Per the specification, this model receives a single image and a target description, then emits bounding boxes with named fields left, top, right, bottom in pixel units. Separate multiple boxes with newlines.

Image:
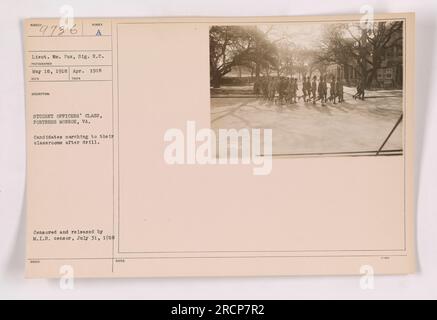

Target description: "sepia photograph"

left=210, top=20, right=404, bottom=157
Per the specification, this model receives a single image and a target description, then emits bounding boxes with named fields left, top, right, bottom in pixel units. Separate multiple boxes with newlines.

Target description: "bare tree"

left=209, top=26, right=253, bottom=88
left=209, top=26, right=279, bottom=87
left=317, top=21, right=403, bottom=87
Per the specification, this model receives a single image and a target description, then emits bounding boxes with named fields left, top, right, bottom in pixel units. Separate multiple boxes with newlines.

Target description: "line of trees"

left=209, top=21, right=403, bottom=88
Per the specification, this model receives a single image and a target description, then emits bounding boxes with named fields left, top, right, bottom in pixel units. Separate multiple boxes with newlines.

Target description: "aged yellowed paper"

left=24, top=13, right=415, bottom=278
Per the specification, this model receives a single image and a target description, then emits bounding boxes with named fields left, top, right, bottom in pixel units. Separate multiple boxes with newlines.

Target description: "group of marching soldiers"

left=254, top=75, right=345, bottom=105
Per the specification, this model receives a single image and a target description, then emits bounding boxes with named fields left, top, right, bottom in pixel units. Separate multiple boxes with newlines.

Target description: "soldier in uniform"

left=322, top=75, right=328, bottom=104
left=277, top=77, right=286, bottom=104
left=284, top=77, right=290, bottom=104
left=285, top=77, right=292, bottom=104
left=293, top=78, right=298, bottom=104
left=301, top=77, right=306, bottom=102
left=302, top=76, right=309, bottom=102
left=336, top=78, right=344, bottom=103
left=330, top=76, right=337, bottom=104
left=360, top=80, right=365, bottom=100
left=286, top=78, right=293, bottom=103
left=355, top=79, right=365, bottom=101
left=306, top=76, right=312, bottom=102
left=318, top=76, right=324, bottom=104
left=311, top=76, right=317, bottom=104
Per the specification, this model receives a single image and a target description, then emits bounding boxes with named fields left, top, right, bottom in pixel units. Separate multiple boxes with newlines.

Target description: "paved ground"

left=211, top=88, right=403, bottom=156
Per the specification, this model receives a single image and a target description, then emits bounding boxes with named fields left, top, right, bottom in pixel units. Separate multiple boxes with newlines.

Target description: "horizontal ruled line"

left=29, top=65, right=112, bottom=68
left=28, top=50, right=112, bottom=53
left=27, top=35, right=111, bottom=38
left=28, top=80, right=112, bottom=83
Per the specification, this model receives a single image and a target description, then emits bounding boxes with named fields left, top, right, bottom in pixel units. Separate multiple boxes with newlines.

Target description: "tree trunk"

left=367, top=54, right=381, bottom=88
left=212, top=71, right=222, bottom=88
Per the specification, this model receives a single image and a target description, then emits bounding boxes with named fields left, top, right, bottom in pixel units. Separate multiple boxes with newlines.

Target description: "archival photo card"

left=24, top=14, right=415, bottom=278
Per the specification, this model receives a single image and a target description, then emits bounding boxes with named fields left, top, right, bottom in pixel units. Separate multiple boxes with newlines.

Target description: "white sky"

left=259, top=23, right=323, bottom=49
left=258, top=23, right=359, bottom=49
